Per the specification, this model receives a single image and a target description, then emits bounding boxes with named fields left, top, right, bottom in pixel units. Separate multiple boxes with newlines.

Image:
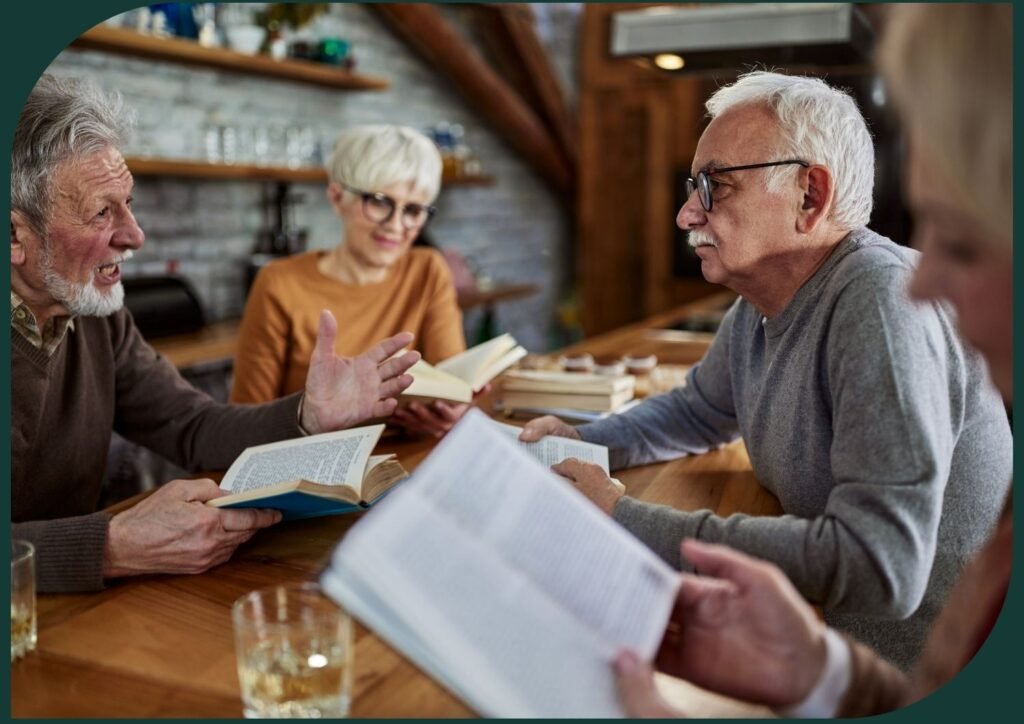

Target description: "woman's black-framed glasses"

left=685, top=159, right=809, bottom=213
left=342, top=183, right=436, bottom=230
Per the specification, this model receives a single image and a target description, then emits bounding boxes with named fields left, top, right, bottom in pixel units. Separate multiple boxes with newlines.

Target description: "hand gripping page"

left=320, top=408, right=680, bottom=717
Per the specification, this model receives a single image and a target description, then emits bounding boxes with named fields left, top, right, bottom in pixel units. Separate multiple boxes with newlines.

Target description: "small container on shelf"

left=624, top=353, right=658, bottom=376
left=558, top=352, right=595, bottom=374
left=592, top=356, right=626, bottom=377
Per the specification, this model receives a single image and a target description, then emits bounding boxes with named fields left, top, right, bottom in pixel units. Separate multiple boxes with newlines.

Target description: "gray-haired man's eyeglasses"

left=342, top=183, right=436, bottom=230
left=685, top=160, right=809, bottom=213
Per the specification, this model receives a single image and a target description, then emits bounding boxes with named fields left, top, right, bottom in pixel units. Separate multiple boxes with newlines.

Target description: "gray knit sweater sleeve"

left=577, top=302, right=742, bottom=470
left=610, top=265, right=980, bottom=620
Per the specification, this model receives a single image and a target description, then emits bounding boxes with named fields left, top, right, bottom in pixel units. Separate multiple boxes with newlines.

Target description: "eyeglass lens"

left=362, top=194, right=431, bottom=229
left=685, top=174, right=713, bottom=212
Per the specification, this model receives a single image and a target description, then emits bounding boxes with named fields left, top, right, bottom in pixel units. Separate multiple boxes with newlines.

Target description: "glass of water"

left=11, top=540, right=36, bottom=661
left=232, top=582, right=354, bottom=718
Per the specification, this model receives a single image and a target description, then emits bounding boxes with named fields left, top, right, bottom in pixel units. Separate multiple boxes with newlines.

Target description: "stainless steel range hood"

left=610, top=3, right=874, bottom=72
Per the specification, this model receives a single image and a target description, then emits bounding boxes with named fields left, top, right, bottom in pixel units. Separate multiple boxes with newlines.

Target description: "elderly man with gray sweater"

left=521, top=72, right=1011, bottom=670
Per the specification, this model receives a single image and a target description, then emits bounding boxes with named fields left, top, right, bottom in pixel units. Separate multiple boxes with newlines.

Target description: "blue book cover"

left=216, top=490, right=371, bottom=521
left=208, top=425, right=406, bottom=521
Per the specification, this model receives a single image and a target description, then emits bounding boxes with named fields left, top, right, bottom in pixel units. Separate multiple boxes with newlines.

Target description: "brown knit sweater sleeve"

left=113, top=314, right=302, bottom=471
left=13, top=513, right=112, bottom=593
left=837, top=634, right=909, bottom=716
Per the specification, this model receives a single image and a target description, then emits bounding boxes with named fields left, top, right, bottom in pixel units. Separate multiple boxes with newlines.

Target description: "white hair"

left=326, top=124, right=442, bottom=202
left=12, top=74, right=136, bottom=237
left=705, top=71, right=875, bottom=231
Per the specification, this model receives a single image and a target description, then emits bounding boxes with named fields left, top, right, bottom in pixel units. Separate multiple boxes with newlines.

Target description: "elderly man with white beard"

left=520, top=71, right=1011, bottom=670
left=11, top=74, right=421, bottom=594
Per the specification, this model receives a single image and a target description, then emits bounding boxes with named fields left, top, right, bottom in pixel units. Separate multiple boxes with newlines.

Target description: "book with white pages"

left=496, top=398, right=643, bottom=424
left=502, top=369, right=636, bottom=395
left=320, top=409, right=680, bottom=717
left=490, top=419, right=624, bottom=492
left=402, top=333, right=528, bottom=404
left=207, top=425, right=406, bottom=520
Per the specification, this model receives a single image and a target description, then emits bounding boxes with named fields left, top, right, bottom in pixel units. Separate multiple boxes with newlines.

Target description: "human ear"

left=10, top=211, right=34, bottom=266
left=796, top=165, right=834, bottom=234
left=325, top=182, right=345, bottom=213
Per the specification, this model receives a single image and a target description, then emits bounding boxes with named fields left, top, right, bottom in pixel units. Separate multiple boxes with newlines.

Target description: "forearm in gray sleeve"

left=579, top=379, right=741, bottom=470
left=613, top=490, right=935, bottom=619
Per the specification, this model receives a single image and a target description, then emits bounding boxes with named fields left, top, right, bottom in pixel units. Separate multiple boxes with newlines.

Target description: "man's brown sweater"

left=11, top=308, right=302, bottom=593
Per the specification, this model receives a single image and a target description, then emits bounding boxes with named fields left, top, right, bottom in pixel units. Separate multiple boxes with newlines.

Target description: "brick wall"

left=47, top=3, right=581, bottom=353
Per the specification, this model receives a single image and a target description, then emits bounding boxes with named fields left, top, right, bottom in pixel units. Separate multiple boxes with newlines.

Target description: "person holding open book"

left=521, top=68, right=1012, bottom=669
left=10, top=76, right=420, bottom=593
left=231, top=124, right=476, bottom=439
left=613, top=4, right=1012, bottom=715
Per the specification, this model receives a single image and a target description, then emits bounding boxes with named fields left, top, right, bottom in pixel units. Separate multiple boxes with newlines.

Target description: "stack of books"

left=500, top=370, right=635, bottom=417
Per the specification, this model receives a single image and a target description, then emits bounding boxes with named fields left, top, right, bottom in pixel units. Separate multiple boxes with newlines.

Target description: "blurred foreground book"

left=320, top=409, right=678, bottom=717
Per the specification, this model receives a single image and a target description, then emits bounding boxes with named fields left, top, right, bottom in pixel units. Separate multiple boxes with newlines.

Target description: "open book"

left=320, top=409, right=679, bottom=717
left=402, top=333, right=527, bottom=404
left=491, top=419, right=625, bottom=493
left=208, top=425, right=407, bottom=520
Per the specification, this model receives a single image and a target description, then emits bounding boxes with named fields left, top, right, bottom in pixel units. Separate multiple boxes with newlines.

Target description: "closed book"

left=502, top=387, right=635, bottom=413
left=502, top=370, right=635, bottom=395
left=208, top=425, right=407, bottom=521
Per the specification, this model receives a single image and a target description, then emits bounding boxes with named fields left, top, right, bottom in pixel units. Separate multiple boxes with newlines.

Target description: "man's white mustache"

left=688, top=231, right=719, bottom=249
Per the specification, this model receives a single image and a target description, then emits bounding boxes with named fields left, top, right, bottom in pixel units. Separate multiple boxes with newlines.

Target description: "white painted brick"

left=48, top=2, right=582, bottom=352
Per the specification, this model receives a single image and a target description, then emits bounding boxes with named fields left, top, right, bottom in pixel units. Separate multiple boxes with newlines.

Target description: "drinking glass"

left=11, top=540, right=36, bottom=661
left=232, top=583, right=354, bottom=718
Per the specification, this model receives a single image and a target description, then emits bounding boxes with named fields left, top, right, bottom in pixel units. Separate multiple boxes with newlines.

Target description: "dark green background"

left=2, top=1, right=1018, bottom=720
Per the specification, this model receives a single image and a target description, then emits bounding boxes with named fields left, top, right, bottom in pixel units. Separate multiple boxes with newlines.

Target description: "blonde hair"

left=326, top=124, right=442, bottom=202
left=877, top=4, right=1012, bottom=243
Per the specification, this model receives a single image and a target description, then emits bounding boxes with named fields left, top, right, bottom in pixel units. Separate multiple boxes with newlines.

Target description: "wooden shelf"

left=123, top=156, right=495, bottom=187
left=125, top=156, right=326, bottom=182
left=457, top=283, right=538, bottom=309
left=71, top=25, right=389, bottom=91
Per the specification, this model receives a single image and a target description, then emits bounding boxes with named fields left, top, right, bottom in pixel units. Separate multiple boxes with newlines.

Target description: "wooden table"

left=12, top=291, right=781, bottom=718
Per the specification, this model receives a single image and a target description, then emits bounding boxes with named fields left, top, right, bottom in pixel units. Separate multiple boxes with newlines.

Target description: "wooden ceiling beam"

left=368, top=3, right=573, bottom=196
left=471, top=4, right=578, bottom=167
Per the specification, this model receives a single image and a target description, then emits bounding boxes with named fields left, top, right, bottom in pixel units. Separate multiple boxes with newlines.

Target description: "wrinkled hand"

left=614, top=651, right=685, bottom=717
left=551, top=458, right=624, bottom=515
left=518, top=414, right=580, bottom=442
left=103, top=478, right=282, bottom=578
left=616, top=539, right=827, bottom=714
left=301, top=311, right=420, bottom=434
left=392, top=384, right=490, bottom=439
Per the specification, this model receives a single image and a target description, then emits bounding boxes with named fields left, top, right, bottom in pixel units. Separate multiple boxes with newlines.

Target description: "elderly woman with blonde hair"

left=232, top=124, right=473, bottom=437
left=612, top=3, right=1013, bottom=717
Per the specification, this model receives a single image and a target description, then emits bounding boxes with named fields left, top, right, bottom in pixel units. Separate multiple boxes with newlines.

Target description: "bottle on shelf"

left=428, top=121, right=484, bottom=181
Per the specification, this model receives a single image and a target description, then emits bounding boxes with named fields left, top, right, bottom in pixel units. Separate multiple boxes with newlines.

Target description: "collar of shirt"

left=10, top=291, right=76, bottom=356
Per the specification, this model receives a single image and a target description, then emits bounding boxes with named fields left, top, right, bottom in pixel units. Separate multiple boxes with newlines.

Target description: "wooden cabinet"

left=577, top=4, right=720, bottom=336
